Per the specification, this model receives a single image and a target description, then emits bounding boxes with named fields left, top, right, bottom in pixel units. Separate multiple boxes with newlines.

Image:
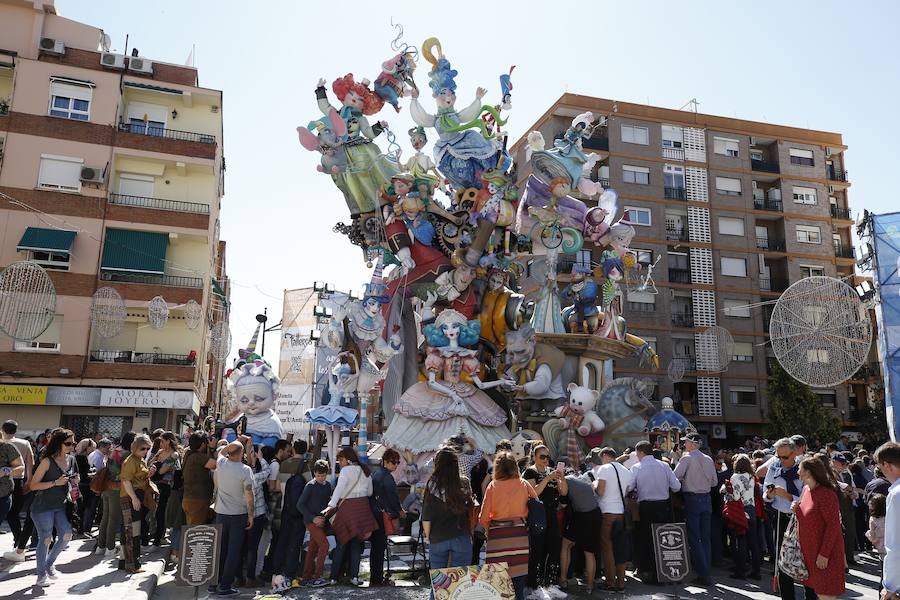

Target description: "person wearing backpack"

left=269, top=457, right=308, bottom=591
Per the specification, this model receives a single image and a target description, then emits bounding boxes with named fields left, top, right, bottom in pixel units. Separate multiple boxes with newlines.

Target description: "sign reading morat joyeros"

left=177, top=524, right=221, bottom=587
left=100, top=388, right=195, bottom=409
left=652, top=522, right=691, bottom=583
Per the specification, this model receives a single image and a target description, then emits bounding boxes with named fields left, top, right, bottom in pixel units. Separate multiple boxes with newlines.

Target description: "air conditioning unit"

left=768, top=188, right=782, bottom=201
left=127, top=57, right=153, bottom=75
left=711, top=424, right=727, bottom=439
left=100, top=52, right=125, bottom=70
left=39, top=37, right=65, bottom=56
left=80, top=166, right=104, bottom=184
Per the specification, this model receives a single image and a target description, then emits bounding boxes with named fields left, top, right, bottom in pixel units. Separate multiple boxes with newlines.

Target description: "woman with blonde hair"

left=120, top=434, right=154, bottom=574
left=480, top=451, right=537, bottom=600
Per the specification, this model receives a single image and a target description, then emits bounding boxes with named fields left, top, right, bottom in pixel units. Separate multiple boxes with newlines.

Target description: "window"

left=668, top=252, right=689, bottom=270
left=14, top=315, right=61, bottom=352
left=632, top=248, right=653, bottom=266
left=715, top=176, right=742, bottom=196
left=799, top=265, right=825, bottom=278
left=803, top=306, right=827, bottom=327
left=729, top=386, right=757, bottom=405
left=627, top=291, right=655, bottom=305
left=662, top=125, right=683, bottom=148
left=125, top=102, right=168, bottom=135
left=621, top=124, right=649, bottom=145
left=27, top=250, right=70, bottom=271
left=118, top=173, right=154, bottom=197
left=792, top=186, right=817, bottom=205
left=796, top=225, right=821, bottom=244
left=663, top=164, right=685, bottom=189
left=732, top=342, right=754, bottom=362
left=750, top=149, right=764, bottom=161
left=714, top=137, right=740, bottom=157
left=807, top=349, right=830, bottom=364
left=815, top=390, right=836, bottom=408
left=723, top=299, right=751, bottom=318
left=720, top=257, right=747, bottom=277
left=38, top=154, right=83, bottom=192
left=718, top=216, right=745, bottom=236
left=623, top=165, right=650, bottom=185
left=48, top=79, right=93, bottom=121
left=624, top=206, right=651, bottom=226
left=789, top=148, right=814, bottom=166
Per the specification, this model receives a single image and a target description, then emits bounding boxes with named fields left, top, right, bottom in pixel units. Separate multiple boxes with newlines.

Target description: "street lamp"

left=255, top=310, right=268, bottom=356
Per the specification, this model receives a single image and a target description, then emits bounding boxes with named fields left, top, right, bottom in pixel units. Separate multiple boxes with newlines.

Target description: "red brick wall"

left=48, top=272, right=97, bottom=296
left=0, top=186, right=106, bottom=219
left=84, top=361, right=196, bottom=382
left=39, top=48, right=198, bottom=87
left=106, top=281, right=203, bottom=304
left=106, top=203, right=209, bottom=230
left=0, top=352, right=85, bottom=378
left=7, top=112, right=113, bottom=145
left=113, top=130, right=216, bottom=160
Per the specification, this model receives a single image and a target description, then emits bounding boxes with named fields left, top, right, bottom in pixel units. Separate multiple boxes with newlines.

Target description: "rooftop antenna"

left=680, top=98, right=700, bottom=113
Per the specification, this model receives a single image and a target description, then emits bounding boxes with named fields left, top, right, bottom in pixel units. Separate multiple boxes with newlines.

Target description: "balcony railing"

left=668, top=268, right=692, bottom=284
left=626, top=301, right=656, bottom=313
left=109, top=193, right=210, bottom=214
left=118, top=121, right=216, bottom=144
left=666, top=226, right=688, bottom=241
left=756, top=237, right=786, bottom=251
left=751, top=158, right=780, bottom=173
left=582, top=136, right=609, bottom=151
left=89, top=350, right=196, bottom=366
left=732, top=355, right=753, bottom=363
left=830, top=205, right=852, bottom=220
left=664, top=186, right=687, bottom=201
left=834, top=244, right=855, bottom=259
left=671, top=313, right=694, bottom=327
left=672, top=356, right=696, bottom=372
left=754, top=199, right=783, bottom=212
left=100, top=270, right=204, bottom=288
left=662, top=147, right=685, bottom=161
left=760, top=277, right=788, bottom=292
left=827, top=167, right=848, bottom=182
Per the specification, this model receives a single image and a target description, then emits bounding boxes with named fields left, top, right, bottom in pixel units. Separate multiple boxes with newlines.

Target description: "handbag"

left=612, top=463, right=634, bottom=531
left=527, top=497, right=546, bottom=536
left=778, top=514, right=809, bottom=581
left=722, top=480, right=749, bottom=535
left=144, top=478, right=160, bottom=512
left=382, top=511, right=399, bottom=536
left=90, top=467, right=109, bottom=494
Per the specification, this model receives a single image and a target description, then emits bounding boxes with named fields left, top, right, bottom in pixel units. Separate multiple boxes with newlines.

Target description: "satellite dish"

left=696, top=325, right=734, bottom=373
left=667, top=358, right=685, bottom=383
left=0, top=261, right=56, bottom=341
left=91, top=286, right=126, bottom=338
left=184, top=299, right=203, bottom=330
left=209, top=321, right=231, bottom=361
left=148, top=296, right=169, bottom=329
left=769, top=276, right=872, bottom=387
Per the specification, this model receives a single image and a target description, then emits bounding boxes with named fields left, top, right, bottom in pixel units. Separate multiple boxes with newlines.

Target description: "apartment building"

left=511, top=93, right=877, bottom=444
left=0, top=0, right=227, bottom=440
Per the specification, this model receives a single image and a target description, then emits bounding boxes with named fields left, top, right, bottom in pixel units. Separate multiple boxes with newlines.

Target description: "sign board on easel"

left=652, top=522, right=691, bottom=583
left=177, top=524, right=221, bottom=593
left=430, top=563, right=515, bottom=599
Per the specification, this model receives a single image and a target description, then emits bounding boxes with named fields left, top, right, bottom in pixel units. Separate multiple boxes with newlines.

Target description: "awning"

left=16, top=227, right=76, bottom=254
left=123, top=81, right=183, bottom=95
left=100, top=229, right=168, bottom=274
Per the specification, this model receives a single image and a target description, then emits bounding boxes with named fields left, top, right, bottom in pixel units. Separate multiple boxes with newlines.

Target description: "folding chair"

left=386, top=517, right=429, bottom=580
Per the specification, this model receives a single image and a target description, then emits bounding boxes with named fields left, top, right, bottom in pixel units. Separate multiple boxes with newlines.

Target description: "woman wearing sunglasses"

left=522, top=444, right=566, bottom=593
left=120, top=434, right=154, bottom=574
left=28, top=427, right=78, bottom=587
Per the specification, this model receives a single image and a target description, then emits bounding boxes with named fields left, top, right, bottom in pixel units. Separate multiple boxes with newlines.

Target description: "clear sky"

left=58, top=0, right=900, bottom=364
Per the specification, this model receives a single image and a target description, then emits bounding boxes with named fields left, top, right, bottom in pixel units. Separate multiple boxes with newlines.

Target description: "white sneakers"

left=105, top=548, right=118, bottom=558
left=35, top=575, right=50, bottom=587
left=2, top=550, right=25, bottom=562
left=46, top=566, right=58, bottom=579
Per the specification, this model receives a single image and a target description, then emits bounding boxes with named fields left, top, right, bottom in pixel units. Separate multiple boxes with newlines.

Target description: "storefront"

left=0, top=384, right=200, bottom=441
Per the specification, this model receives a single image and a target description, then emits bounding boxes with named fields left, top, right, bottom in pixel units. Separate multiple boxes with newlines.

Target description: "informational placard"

left=652, top=522, right=691, bottom=583
left=430, top=563, right=514, bottom=600
left=176, top=524, right=221, bottom=587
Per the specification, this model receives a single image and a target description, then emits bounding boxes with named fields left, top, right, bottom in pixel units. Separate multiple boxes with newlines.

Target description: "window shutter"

left=720, top=257, right=747, bottom=277
left=118, top=174, right=155, bottom=197
left=38, top=155, right=83, bottom=190
left=50, top=80, right=93, bottom=102
left=715, top=176, right=742, bottom=193
left=789, top=148, right=814, bottom=159
left=718, top=217, right=745, bottom=236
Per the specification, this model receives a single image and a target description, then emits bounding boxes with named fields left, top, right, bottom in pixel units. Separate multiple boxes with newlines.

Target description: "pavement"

left=0, top=530, right=883, bottom=600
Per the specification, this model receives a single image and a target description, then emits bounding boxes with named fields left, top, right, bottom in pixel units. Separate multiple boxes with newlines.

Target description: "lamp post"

left=255, top=309, right=268, bottom=356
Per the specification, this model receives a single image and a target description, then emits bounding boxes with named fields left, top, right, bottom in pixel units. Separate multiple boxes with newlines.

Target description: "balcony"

left=669, top=268, right=692, bottom=284
left=662, top=147, right=685, bottom=161
left=671, top=313, right=695, bottom=327
left=89, top=350, right=196, bottom=366
left=826, top=166, right=848, bottom=182
left=830, top=205, right=852, bottom=220
left=100, top=270, right=204, bottom=288
left=582, top=136, right=609, bottom=151
left=666, top=226, right=688, bottom=241
left=117, top=121, right=216, bottom=144
left=109, top=193, right=210, bottom=214
left=626, top=301, right=656, bottom=313
left=760, top=277, right=788, bottom=292
left=595, top=177, right=610, bottom=188
left=756, top=238, right=786, bottom=251
left=664, top=186, right=687, bottom=201
left=834, top=244, right=855, bottom=259
left=751, top=158, right=780, bottom=173
left=672, top=356, right=696, bottom=372
left=852, top=363, right=879, bottom=380
left=753, top=199, right=783, bottom=212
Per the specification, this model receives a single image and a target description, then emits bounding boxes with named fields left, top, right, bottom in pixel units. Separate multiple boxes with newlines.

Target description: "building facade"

left=0, top=0, right=227, bottom=440
left=511, top=94, right=878, bottom=444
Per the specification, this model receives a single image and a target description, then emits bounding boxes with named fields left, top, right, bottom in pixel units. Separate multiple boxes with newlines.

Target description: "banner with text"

left=872, top=212, right=900, bottom=441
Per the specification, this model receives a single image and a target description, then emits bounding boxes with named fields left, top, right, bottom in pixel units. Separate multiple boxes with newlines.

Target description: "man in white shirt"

left=592, top=447, right=633, bottom=592
left=88, top=439, right=111, bottom=471
left=874, top=442, right=900, bottom=600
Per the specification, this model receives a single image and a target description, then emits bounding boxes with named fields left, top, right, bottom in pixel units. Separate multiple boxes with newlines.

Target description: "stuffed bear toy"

left=554, top=382, right=605, bottom=437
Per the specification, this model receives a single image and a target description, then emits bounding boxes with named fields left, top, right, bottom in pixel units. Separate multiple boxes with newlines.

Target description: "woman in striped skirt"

left=479, top=451, right=537, bottom=600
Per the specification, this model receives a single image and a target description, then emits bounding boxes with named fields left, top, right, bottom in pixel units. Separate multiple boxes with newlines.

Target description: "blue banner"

left=872, top=212, right=900, bottom=442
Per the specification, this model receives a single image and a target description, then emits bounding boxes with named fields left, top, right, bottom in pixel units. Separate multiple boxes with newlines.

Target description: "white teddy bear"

left=554, top=383, right=606, bottom=437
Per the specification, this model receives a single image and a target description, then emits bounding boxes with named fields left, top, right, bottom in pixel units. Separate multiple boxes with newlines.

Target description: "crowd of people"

left=0, top=419, right=897, bottom=600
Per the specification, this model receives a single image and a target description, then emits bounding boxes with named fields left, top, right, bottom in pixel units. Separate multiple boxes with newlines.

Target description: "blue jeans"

left=242, top=514, right=267, bottom=579
left=331, top=538, right=363, bottom=579
left=216, top=513, right=248, bottom=590
left=683, top=492, right=712, bottom=578
left=32, top=508, right=72, bottom=578
left=429, top=535, right=473, bottom=600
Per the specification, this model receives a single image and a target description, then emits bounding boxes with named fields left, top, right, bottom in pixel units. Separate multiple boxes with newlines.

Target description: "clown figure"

left=500, top=323, right=567, bottom=420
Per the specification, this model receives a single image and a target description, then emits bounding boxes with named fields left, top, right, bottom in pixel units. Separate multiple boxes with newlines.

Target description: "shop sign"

left=0, top=385, right=47, bottom=405
left=46, top=387, right=102, bottom=406
left=100, top=388, right=196, bottom=409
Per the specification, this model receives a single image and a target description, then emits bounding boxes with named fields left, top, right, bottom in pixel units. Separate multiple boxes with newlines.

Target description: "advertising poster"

left=279, top=287, right=319, bottom=386
left=313, top=291, right=351, bottom=408
left=871, top=212, right=900, bottom=441
left=430, top=564, right=514, bottom=600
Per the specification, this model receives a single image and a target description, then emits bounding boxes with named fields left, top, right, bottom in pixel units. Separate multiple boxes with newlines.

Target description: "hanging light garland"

left=184, top=299, right=203, bottom=330
left=0, top=261, right=56, bottom=341
left=148, top=296, right=169, bottom=329
left=90, top=286, right=126, bottom=338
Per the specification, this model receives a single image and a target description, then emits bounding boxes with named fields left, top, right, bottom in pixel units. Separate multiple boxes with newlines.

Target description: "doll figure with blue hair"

left=232, top=356, right=285, bottom=448
left=596, top=250, right=626, bottom=340
left=409, top=38, right=509, bottom=192
left=561, top=263, right=602, bottom=334
left=381, top=308, right=512, bottom=459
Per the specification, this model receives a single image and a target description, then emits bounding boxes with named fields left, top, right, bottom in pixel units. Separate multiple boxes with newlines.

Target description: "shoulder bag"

left=778, top=514, right=809, bottom=581
left=611, top=463, right=634, bottom=562
left=89, top=467, right=109, bottom=494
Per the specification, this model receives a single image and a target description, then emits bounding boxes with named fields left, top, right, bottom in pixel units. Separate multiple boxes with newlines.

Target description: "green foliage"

left=766, top=362, right=842, bottom=445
